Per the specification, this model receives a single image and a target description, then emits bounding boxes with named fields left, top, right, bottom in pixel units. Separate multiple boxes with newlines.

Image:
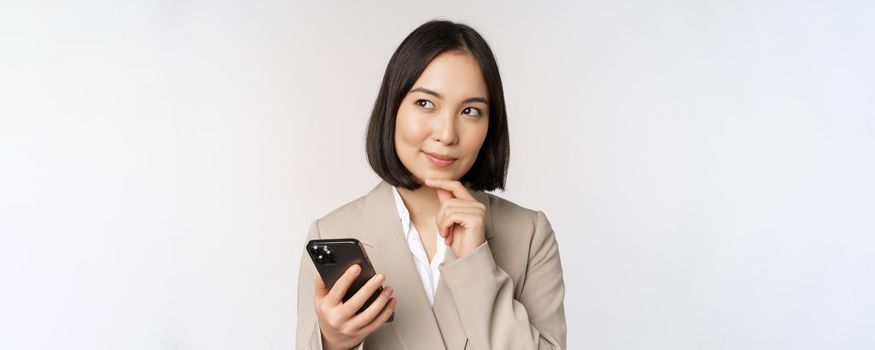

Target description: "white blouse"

left=390, top=186, right=447, bottom=305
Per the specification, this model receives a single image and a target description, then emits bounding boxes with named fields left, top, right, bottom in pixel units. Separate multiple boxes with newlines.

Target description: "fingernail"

left=384, top=287, right=393, bottom=296
left=375, top=273, right=385, bottom=282
left=351, top=265, right=360, bottom=273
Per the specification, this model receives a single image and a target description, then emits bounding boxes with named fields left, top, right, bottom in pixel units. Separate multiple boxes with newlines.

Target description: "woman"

left=296, top=20, right=566, bottom=350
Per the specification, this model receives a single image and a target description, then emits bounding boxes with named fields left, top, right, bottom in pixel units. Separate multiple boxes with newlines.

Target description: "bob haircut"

left=366, top=20, right=510, bottom=192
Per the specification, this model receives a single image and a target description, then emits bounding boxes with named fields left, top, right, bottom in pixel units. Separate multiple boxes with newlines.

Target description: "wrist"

left=320, top=334, right=345, bottom=350
left=322, top=337, right=361, bottom=350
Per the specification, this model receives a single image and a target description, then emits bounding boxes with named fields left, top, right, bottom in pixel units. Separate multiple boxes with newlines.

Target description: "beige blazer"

left=296, top=181, right=566, bottom=350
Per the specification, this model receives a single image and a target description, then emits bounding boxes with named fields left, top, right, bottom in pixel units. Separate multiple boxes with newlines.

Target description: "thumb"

left=436, top=188, right=453, bottom=202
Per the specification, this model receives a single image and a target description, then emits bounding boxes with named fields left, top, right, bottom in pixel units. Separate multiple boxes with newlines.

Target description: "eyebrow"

left=409, top=87, right=489, bottom=105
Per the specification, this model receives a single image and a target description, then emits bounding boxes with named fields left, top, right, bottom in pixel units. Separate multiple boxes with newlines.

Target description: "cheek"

left=463, top=123, right=489, bottom=155
left=394, top=109, right=429, bottom=151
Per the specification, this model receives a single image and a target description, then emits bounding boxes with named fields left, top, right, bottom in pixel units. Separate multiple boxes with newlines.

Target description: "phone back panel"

left=306, top=238, right=380, bottom=304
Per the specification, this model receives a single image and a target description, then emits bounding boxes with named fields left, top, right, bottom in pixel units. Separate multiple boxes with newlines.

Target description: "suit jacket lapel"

left=358, top=181, right=447, bottom=350
left=431, top=275, right=466, bottom=350
left=431, top=189, right=494, bottom=349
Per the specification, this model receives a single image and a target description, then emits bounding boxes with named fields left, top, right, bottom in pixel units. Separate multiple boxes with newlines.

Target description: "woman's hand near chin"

left=424, top=178, right=487, bottom=258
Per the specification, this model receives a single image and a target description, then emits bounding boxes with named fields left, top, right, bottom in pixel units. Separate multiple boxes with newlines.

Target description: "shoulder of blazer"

left=311, top=182, right=399, bottom=243
left=318, top=195, right=368, bottom=228
left=480, top=191, right=540, bottom=221
left=475, top=191, right=547, bottom=244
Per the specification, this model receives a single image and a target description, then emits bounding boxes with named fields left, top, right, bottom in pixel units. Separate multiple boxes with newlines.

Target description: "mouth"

left=423, top=151, right=457, bottom=168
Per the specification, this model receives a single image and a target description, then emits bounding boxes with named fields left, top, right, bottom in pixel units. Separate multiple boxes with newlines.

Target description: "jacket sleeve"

left=295, top=220, right=365, bottom=350
left=439, top=211, right=566, bottom=350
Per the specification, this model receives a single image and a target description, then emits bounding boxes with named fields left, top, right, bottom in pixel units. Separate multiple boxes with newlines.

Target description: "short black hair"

left=366, top=20, right=510, bottom=192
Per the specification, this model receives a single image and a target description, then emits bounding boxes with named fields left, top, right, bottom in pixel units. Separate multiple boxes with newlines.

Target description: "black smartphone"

left=306, top=238, right=393, bottom=322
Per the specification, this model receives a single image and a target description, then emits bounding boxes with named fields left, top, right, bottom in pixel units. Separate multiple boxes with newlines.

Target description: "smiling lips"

left=424, top=151, right=457, bottom=167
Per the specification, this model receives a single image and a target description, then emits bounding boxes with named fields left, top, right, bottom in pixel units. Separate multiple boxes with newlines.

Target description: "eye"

left=415, top=99, right=435, bottom=109
left=462, top=107, right=482, bottom=117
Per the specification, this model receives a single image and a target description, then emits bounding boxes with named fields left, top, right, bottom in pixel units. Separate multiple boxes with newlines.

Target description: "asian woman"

left=296, top=20, right=566, bottom=350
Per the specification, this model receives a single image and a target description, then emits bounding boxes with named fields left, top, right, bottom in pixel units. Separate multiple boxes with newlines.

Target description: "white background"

left=1, top=1, right=873, bottom=349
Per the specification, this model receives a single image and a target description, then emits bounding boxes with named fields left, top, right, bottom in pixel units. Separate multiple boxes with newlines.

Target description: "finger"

left=440, top=205, right=485, bottom=217
left=426, top=178, right=473, bottom=200
left=326, top=264, right=361, bottom=303
left=438, top=214, right=456, bottom=241
left=348, top=286, right=393, bottom=329
left=425, top=179, right=475, bottom=200
left=314, top=274, right=329, bottom=300
left=435, top=208, right=452, bottom=240
left=440, top=198, right=486, bottom=210
left=436, top=188, right=453, bottom=202
left=358, top=297, right=397, bottom=335
left=437, top=205, right=480, bottom=237
left=435, top=200, right=478, bottom=236
left=340, top=273, right=385, bottom=317
left=438, top=211, right=481, bottom=240
left=434, top=202, right=451, bottom=245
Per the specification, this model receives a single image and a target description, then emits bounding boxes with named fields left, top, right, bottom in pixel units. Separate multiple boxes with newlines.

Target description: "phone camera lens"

left=322, top=246, right=335, bottom=263
left=312, top=245, right=336, bottom=264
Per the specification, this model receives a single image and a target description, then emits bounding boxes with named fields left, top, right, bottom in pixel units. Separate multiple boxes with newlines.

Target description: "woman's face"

left=395, top=50, right=490, bottom=184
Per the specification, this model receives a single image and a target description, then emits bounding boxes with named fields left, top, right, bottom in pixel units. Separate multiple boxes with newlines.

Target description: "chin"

left=413, top=170, right=458, bottom=182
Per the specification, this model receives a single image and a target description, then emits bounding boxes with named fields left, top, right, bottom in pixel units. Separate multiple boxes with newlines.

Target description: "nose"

left=432, top=109, right=458, bottom=146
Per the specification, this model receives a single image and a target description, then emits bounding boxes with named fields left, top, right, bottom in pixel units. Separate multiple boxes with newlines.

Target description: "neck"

left=396, top=184, right=441, bottom=221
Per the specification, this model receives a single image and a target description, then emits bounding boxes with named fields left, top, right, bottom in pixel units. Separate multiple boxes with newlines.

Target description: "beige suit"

left=296, top=181, right=566, bottom=350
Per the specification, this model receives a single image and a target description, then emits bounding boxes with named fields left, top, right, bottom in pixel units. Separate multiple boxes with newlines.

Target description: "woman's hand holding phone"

left=313, top=264, right=397, bottom=350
